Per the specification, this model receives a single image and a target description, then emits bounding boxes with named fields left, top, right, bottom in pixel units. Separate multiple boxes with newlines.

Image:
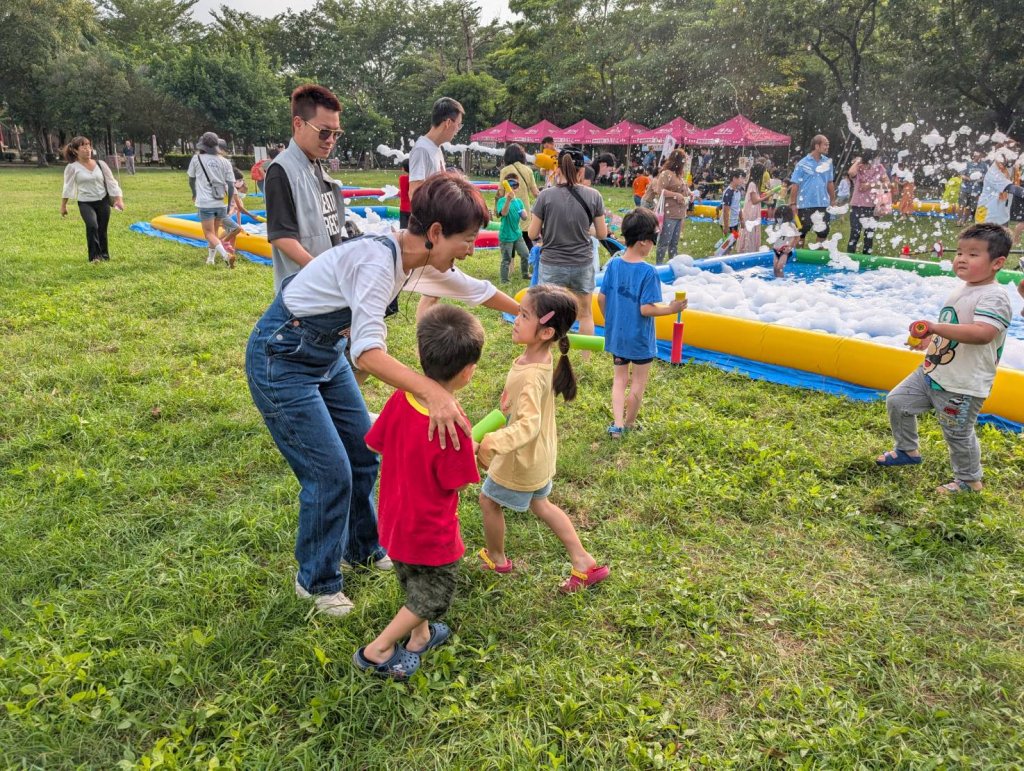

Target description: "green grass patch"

left=1, top=168, right=1023, bottom=768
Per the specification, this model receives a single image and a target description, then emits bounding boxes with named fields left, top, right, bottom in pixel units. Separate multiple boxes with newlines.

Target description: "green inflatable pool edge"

left=793, top=249, right=1023, bottom=286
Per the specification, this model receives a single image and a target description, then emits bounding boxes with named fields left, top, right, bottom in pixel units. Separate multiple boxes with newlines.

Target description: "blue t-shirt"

left=496, top=196, right=525, bottom=242
left=599, top=257, right=664, bottom=360
left=721, top=185, right=743, bottom=226
left=790, top=153, right=834, bottom=208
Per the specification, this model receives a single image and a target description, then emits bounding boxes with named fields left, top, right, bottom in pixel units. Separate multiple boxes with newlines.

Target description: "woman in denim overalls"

left=246, top=174, right=492, bottom=617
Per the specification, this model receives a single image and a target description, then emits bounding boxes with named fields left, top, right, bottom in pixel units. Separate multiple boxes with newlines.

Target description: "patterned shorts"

left=393, top=560, right=460, bottom=620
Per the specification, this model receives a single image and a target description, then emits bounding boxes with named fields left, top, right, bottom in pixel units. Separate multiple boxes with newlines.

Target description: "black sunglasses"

left=303, top=119, right=344, bottom=141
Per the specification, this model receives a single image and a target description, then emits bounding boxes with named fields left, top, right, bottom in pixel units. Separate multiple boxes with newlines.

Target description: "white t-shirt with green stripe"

left=922, top=281, right=1013, bottom=398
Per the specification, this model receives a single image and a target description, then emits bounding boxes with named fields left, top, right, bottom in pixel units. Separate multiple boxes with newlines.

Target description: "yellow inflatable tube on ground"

left=692, top=204, right=721, bottom=218
left=151, top=214, right=272, bottom=258
left=584, top=298, right=1024, bottom=424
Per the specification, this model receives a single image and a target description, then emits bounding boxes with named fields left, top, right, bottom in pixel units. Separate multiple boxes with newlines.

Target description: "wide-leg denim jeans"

left=245, top=291, right=385, bottom=596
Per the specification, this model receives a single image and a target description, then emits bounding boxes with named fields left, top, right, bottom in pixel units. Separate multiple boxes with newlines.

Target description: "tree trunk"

left=35, top=125, right=48, bottom=167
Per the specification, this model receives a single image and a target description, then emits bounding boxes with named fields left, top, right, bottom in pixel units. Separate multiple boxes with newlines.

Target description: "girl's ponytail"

left=553, top=334, right=577, bottom=401
left=527, top=284, right=578, bottom=402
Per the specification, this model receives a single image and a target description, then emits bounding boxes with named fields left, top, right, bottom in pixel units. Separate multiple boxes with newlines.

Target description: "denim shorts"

left=220, top=214, right=240, bottom=233
left=198, top=206, right=228, bottom=222
left=481, top=475, right=552, bottom=512
left=538, top=261, right=595, bottom=294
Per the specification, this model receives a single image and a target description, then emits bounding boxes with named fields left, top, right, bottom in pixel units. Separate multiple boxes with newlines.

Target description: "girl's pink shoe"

left=559, top=565, right=610, bottom=594
left=478, top=548, right=513, bottom=573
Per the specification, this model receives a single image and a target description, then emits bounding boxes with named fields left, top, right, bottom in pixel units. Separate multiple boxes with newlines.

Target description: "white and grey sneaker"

left=294, top=576, right=355, bottom=617
left=206, top=248, right=216, bottom=266
left=341, top=556, right=394, bottom=571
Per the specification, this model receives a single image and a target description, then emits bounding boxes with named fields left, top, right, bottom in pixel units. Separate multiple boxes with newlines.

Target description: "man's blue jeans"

left=245, top=290, right=385, bottom=596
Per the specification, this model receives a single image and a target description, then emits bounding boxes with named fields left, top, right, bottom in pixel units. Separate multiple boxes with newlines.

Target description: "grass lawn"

left=1, top=167, right=1023, bottom=768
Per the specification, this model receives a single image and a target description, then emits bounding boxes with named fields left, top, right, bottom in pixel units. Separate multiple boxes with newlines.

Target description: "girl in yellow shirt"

left=476, top=285, right=610, bottom=593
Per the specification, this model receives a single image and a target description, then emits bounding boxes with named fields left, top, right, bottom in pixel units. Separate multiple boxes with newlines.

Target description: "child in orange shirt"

left=632, top=168, right=651, bottom=206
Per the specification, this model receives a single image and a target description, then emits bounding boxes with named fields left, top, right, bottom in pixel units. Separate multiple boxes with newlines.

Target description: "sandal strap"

left=569, top=567, right=589, bottom=580
left=478, top=548, right=497, bottom=570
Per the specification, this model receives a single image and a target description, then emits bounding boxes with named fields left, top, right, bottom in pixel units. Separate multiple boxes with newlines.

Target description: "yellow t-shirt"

left=478, top=360, right=556, bottom=491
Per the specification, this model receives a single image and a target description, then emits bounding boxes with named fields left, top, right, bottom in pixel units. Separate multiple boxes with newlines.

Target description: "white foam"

left=667, top=263, right=1024, bottom=370
left=841, top=103, right=878, bottom=150
left=892, top=123, right=915, bottom=142
left=921, top=129, right=945, bottom=148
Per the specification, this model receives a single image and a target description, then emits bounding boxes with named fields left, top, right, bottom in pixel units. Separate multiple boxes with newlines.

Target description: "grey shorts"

left=481, top=475, right=553, bottom=512
left=220, top=214, right=241, bottom=233
left=538, top=261, right=595, bottom=295
left=393, top=560, right=459, bottom=620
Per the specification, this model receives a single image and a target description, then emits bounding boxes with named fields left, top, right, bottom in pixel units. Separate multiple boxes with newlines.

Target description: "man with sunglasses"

left=264, top=84, right=347, bottom=291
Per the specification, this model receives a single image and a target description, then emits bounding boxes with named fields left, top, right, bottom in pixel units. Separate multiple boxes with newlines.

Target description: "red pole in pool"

left=670, top=291, right=686, bottom=365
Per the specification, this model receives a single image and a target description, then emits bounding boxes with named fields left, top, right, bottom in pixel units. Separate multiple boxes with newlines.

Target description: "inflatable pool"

left=585, top=249, right=1024, bottom=429
left=143, top=208, right=501, bottom=258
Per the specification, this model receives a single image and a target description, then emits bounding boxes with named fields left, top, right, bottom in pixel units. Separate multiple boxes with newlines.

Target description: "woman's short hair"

left=63, top=136, right=91, bottom=163
left=503, top=143, right=527, bottom=165
left=408, top=173, right=490, bottom=237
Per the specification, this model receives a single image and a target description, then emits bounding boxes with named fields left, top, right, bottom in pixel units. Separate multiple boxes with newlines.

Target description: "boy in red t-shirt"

left=355, top=305, right=484, bottom=680
left=398, top=159, right=411, bottom=228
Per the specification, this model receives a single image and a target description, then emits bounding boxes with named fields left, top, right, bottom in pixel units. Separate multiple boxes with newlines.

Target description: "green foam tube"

left=472, top=409, right=507, bottom=442
left=567, top=333, right=605, bottom=352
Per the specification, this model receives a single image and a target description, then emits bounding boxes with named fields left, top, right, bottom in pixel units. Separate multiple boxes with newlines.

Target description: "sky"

left=192, top=0, right=514, bottom=25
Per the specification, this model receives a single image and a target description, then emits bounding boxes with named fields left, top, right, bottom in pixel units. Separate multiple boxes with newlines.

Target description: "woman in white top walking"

left=60, top=137, right=124, bottom=262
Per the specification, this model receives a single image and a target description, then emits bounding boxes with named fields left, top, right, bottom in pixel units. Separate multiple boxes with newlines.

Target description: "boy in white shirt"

left=875, top=223, right=1013, bottom=494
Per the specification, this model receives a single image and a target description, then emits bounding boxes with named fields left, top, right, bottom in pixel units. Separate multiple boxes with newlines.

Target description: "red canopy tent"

left=469, top=120, right=525, bottom=143
left=633, top=117, right=700, bottom=145
left=687, top=114, right=790, bottom=146
left=553, top=119, right=605, bottom=144
left=506, top=120, right=563, bottom=143
left=590, top=120, right=649, bottom=145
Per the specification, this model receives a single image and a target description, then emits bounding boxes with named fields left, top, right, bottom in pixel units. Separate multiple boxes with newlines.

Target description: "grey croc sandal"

left=353, top=645, right=420, bottom=680
left=407, top=622, right=451, bottom=655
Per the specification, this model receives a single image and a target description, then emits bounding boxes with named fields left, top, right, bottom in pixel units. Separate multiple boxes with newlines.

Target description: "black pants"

left=797, top=206, right=829, bottom=240
left=78, top=199, right=111, bottom=261
left=847, top=206, right=876, bottom=255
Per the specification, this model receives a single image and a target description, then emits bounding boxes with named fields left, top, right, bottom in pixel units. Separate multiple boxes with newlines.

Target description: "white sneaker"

left=206, top=249, right=216, bottom=265
left=341, top=556, right=394, bottom=571
left=294, top=576, right=355, bottom=617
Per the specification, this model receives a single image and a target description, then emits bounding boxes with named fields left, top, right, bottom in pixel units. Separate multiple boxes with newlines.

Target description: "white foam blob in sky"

left=841, top=102, right=878, bottom=150
left=663, top=262, right=1024, bottom=369
left=921, top=129, right=945, bottom=148
left=892, top=122, right=916, bottom=141
left=376, top=144, right=408, bottom=163
left=991, top=131, right=1008, bottom=143
left=947, top=161, right=967, bottom=173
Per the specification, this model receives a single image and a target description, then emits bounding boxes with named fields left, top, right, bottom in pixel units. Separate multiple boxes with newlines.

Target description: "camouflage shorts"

left=393, top=560, right=460, bottom=620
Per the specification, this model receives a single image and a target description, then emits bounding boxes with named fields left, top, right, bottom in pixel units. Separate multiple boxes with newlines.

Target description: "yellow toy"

left=535, top=149, right=558, bottom=172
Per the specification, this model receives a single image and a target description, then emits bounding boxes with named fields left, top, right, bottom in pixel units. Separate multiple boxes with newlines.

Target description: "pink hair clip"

left=538, top=310, right=555, bottom=324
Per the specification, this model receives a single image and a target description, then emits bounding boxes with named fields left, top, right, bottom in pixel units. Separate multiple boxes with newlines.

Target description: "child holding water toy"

left=496, top=175, right=530, bottom=282
left=356, top=306, right=484, bottom=680
left=768, top=205, right=798, bottom=277
left=476, top=285, right=610, bottom=593
left=599, top=209, right=687, bottom=438
left=875, top=223, right=1013, bottom=495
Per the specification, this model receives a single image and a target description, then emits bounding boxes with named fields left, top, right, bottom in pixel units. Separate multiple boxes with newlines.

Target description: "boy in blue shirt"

left=788, top=134, right=836, bottom=246
left=598, top=208, right=687, bottom=438
left=719, top=170, right=746, bottom=254
left=496, top=175, right=530, bottom=282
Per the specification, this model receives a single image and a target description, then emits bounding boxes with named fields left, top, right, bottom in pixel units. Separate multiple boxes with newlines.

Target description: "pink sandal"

left=559, top=564, right=610, bottom=594
left=478, top=548, right=513, bottom=574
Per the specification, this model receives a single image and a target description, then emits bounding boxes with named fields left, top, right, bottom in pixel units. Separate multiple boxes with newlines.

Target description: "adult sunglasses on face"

left=303, top=119, right=344, bottom=141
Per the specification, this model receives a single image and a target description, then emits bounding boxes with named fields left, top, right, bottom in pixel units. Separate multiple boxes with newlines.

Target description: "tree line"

left=1, top=0, right=1020, bottom=165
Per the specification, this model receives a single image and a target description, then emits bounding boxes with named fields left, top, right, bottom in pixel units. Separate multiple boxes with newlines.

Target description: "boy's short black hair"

left=431, top=97, right=464, bottom=127
left=958, top=222, right=1012, bottom=260
left=621, top=207, right=660, bottom=246
left=417, top=305, right=485, bottom=383
left=729, top=169, right=746, bottom=181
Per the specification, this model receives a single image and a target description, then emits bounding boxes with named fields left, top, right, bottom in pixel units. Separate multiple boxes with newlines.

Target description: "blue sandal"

left=875, top=449, right=923, bottom=467
left=937, top=480, right=980, bottom=494
left=607, top=424, right=624, bottom=439
left=353, top=644, right=420, bottom=680
left=407, top=622, right=451, bottom=655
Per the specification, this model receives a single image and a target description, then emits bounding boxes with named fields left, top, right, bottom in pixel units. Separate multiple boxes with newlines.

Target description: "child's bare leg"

left=623, top=362, right=652, bottom=427
left=529, top=497, right=596, bottom=573
left=364, top=607, right=428, bottom=664
left=574, top=292, right=595, bottom=362
left=611, top=363, right=629, bottom=427
left=479, top=492, right=509, bottom=567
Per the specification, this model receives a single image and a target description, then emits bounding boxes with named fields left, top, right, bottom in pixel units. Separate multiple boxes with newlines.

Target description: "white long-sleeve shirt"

left=62, top=161, right=122, bottom=202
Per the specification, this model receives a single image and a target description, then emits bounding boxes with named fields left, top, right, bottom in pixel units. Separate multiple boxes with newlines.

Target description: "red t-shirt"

left=398, top=174, right=411, bottom=213
left=364, top=390, right=479, bottom=565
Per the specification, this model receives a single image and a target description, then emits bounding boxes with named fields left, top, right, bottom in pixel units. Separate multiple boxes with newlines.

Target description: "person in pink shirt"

left=846, top=148, right=891, bottom=255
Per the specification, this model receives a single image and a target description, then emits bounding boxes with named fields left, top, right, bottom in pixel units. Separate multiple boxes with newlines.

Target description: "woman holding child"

left=245, top=174, right=490, bottom=618
left=499, top=143, right=541, bottom=250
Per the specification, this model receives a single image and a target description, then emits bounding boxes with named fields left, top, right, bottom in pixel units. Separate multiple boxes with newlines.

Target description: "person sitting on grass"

left=496, top=175, right=530, bottom=282
left=355, top=305, right=485, bottom=680
left=875, top=223, right=1013, bottom=495
left=476, top=285, right=610, bottom=594
left=598, top=208, right=687, bottom=438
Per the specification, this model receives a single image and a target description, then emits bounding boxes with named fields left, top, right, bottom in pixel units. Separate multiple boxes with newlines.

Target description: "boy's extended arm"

left=641, top=298, right=687, bottom=317
left=928, top=321, right=1000, bottom=345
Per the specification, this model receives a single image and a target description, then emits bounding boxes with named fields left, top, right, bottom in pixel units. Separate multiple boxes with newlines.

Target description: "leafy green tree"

left=96, top=0, right=201, bottom=52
